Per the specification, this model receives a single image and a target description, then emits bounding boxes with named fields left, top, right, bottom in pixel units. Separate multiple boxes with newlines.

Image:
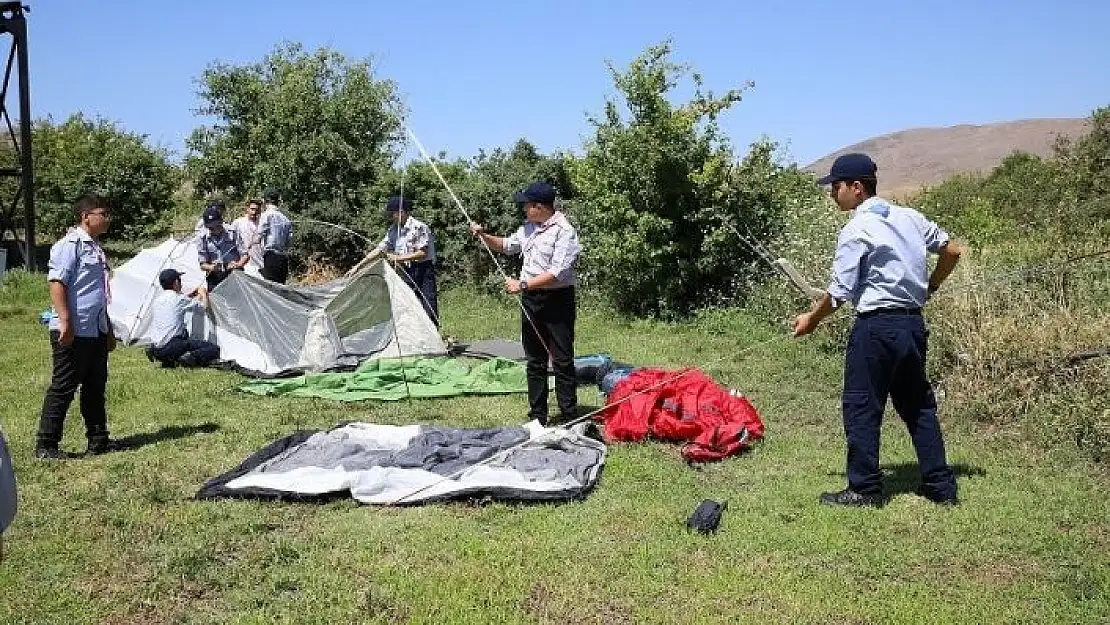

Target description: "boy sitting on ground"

left=146, top=269, right=220, bottom=368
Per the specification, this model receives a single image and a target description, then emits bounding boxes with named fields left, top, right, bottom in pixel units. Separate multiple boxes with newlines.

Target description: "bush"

left=186, top=43, right=403, bottom=269
left=32, top=114, right=180, bottom=242
left=927, top=242, right=1110, bottom=462
left=569, top=41, right=821, bottom=317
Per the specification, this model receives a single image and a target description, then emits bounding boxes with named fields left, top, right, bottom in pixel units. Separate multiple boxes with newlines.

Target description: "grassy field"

left=0, top=270, right=1107, bottom=624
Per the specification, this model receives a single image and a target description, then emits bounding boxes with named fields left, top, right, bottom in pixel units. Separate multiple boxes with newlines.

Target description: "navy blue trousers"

left=149, top=335, right=220, bottom=368
left=842, top=312, right=957, bottom=500
left=399, top=261, right=439, bottom=327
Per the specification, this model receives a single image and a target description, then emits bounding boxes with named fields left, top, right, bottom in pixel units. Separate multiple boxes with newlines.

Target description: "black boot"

left=818, top=488, right=884, bottom=508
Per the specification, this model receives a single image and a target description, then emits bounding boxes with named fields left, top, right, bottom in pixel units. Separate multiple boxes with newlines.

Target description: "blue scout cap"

left=817, top=153, right=878, bottom=185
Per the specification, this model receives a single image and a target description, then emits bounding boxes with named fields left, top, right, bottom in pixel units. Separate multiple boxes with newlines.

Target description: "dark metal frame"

left=0, top=3, right=32, bottom=270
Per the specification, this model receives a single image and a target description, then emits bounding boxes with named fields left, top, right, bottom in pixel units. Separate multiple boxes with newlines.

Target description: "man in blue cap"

left=35, top=193, right=118, bottom=459
left=145, top=268, right=220, bottom=368
left=197, top=204, right=249, bottom=291
left=469, top=182, right=582, bottom=425
left=362, top=196, right=439, bottom=326
left=793, top=153, right=963, bottom=507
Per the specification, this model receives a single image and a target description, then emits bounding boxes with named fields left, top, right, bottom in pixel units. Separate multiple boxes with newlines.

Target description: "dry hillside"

left=806, top=118, right=1090, bottom=197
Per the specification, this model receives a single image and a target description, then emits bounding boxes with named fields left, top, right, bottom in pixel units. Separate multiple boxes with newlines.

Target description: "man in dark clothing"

left=469, top=182, right=582, bottom=425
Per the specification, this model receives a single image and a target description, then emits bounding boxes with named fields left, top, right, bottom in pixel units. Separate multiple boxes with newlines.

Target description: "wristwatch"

left=520, top=280, right=529, bottom=291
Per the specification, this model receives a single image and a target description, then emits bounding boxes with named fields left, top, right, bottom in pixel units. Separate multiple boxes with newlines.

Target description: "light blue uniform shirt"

left=376, top=216, right=436, bottom=263
left=148, top=290, right=202, bottom=348
left=47, top=227, right=110, bottom=337
left=827, top=197, right=950, bottom=313
left=259, top=205, right=293, bottom=252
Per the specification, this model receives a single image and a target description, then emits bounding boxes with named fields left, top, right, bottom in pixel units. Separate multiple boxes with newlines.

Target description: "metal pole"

left=13, top=6, right=32, bottom=270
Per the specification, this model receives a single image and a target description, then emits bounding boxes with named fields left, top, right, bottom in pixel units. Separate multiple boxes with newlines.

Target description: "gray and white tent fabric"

left=0, top=429, right=16, bottom=536
left=108, top=237, right=445, bottom=375
left=197, top=421, right=606, bottom=505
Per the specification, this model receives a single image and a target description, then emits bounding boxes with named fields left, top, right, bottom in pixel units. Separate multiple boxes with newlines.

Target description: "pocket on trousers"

left=841, top=390, right=875, bottom=425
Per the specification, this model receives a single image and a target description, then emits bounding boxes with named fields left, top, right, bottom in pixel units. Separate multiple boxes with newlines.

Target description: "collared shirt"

left=148, top=289, right=202, bottom=348
left=827, top=196, right=950, bottom=313
left=230, top=216, right=264, bottom=267
left=197, top=227, right=245, bottom=267
left=259, top=204, right=293, bottom=252
left=503, top=211, right=581, bottom=288
left=376, top=216, right=436, bottom=263
left=47, top=226, right=110, bottom=337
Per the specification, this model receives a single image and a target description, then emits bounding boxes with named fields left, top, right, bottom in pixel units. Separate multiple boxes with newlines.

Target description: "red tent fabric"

left=598, top=368, right=764, bottom=462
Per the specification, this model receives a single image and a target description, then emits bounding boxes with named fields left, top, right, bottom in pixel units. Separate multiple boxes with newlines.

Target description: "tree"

left=186, top=43, right=403, bottom=267
left=569, top=41, right=815, bottom=316
left=32, top=113, right=180, bottom=241
left=1055, top=105, right=1110, bottom=222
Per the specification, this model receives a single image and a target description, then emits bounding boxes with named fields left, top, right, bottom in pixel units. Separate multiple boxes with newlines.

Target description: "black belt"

left=857, top=307, right=921, bottom=319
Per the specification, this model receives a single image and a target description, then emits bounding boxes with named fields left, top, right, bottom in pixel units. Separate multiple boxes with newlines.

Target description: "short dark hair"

left=842, top=177, right=878, bottom=197
left=73, top=193, right=109, bottom=221
left=247, top=198, right=262, bottom=207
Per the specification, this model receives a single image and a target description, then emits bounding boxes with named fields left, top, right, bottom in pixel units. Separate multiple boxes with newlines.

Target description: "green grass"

left=0, top=270, right=1107, bottom=624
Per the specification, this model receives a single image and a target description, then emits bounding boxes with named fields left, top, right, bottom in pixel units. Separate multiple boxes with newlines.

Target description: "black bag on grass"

left=686, top=499, right=727, bottom=534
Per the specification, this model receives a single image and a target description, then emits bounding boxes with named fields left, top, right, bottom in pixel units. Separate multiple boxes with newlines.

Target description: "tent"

left=108, top=237, right=445, bottom=376
left=196, top=421, right=606, bottom=505
left=0, top=430, right=15, bottom=536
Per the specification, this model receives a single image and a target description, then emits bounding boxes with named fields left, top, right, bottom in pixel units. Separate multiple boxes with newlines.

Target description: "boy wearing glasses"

left=35, top=193, right=118, bottom=460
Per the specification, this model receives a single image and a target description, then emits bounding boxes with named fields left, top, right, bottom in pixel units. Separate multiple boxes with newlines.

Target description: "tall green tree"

left=31, top=113, right=180, bottom=241
left=569, top=41, right=816, bottom=316
left=186, top=43, right=403, bottom=266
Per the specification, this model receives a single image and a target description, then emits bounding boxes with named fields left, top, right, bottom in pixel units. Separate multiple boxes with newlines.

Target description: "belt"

left=857, top=307, right=921, bottom=319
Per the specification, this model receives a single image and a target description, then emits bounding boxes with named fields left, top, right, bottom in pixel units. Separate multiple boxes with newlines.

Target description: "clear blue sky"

left=28, top=0, right=1110, bottom=166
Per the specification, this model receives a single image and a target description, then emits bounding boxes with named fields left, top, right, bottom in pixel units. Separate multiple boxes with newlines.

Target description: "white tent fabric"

left=108, top=237, right=445, bottom=375
left=198, top=421, right=606, bottom=505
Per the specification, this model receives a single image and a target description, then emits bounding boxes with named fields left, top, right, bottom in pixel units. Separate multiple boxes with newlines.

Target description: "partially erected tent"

left=109, top=237, right=446, bottom=376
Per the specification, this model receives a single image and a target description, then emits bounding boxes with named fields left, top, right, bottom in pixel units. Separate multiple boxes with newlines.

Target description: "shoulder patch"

left=868, top=201, right=890, bottom=218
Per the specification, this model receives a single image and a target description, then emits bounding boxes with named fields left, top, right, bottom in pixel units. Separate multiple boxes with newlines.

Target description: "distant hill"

left=805, top=118, right=1090, bottom=197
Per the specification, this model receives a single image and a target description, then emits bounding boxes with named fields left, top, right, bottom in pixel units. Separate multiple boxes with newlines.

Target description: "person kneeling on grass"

left=145, top=269, right=220, bottom=368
